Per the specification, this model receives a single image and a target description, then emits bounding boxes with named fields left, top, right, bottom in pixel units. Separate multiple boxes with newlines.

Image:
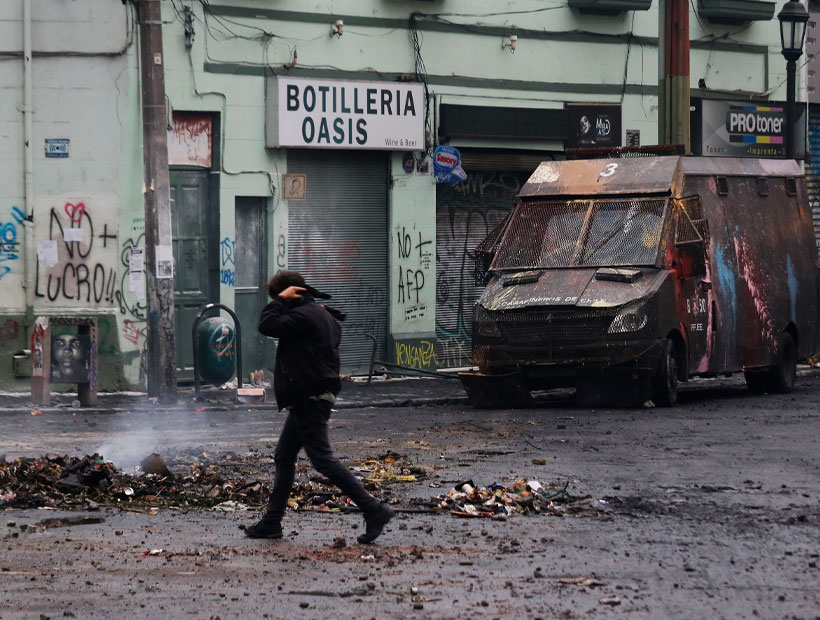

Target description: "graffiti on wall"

left=0, top=206, right=25, bottom=280
left=34, top=201, right=120, bottom=305
left=298, top=239, right=362, bottom=283
left=118, top=232, right=147, bottom=320
left=435, top=172, right=527, bottom=368
left=0, top=318, right=20, bottom=342
left=122, top=319, right=146, bottom=347
left=168, top=113, right=212, bottom=168
left=116, top=218, right=149, bottom=380
left=28, top=203, right=149, bottom=384
left=276, top=234, right=286, bottom=268
left=220, top=237, right=235, bottom=286
left=395, top=225, right=433, bottom=322
left=394, top=337, right=437, bottom=371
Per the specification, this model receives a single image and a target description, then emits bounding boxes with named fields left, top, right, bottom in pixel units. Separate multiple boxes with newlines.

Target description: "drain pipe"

left=22, top=0, right=34, bottom=309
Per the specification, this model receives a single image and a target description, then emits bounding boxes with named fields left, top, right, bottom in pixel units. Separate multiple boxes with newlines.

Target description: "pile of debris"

left=425, top=479, right=588, bottom=519
left=0, top=450, right=425, bottom=513
left=293, top=451, right=425, bottom=513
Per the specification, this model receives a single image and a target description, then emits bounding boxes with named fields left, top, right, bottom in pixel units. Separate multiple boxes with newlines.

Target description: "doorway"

left=234, top=197, right=271, bottom=380
left=170, top=169, right=214, bottom=381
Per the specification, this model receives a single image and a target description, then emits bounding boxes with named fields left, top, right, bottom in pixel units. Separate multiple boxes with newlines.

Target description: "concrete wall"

left=0, top=0, right=142, bottom=390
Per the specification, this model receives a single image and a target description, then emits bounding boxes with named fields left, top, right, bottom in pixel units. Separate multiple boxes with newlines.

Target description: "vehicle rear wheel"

left=767, top=332, right=797, bottom=393
left=652, top=338, right=678, bottom=406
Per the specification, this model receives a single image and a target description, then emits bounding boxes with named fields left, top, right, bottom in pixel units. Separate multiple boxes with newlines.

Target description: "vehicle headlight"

left=607, top=302, right=648, bottom=334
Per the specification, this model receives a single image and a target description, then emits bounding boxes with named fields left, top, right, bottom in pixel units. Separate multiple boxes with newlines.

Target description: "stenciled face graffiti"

left=51, top=333, right=90, bottom=384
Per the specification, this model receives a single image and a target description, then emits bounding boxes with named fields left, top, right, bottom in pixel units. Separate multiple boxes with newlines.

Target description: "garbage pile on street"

left=0, top=450, right=425, bottom=513
left=425, top=479, right=589, bottom=519
left=296, top=451, right=425, bottom=513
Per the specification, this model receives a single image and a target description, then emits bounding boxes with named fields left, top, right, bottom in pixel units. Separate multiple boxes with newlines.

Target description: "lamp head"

left=778, top=0, right=809, bottom=61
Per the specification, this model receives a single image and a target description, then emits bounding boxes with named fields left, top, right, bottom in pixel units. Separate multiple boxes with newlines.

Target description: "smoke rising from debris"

left=95, top=419, right=166, bottom=471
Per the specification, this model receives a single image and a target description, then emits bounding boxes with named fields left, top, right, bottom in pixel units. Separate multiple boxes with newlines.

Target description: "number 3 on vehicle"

left=600, top=162, right=618, bottom=177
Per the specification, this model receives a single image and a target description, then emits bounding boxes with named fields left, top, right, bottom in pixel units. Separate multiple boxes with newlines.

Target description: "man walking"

left=245, top=270, right=394, bottom=544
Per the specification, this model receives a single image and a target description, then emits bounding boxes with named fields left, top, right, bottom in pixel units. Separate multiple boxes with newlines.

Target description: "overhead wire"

left=410, top=12, right=433, bottom=156
left=168, top=3, right=802, bottom=118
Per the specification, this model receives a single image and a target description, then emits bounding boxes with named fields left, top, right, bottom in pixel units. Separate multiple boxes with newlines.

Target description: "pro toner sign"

left=266, top=76, right=425, bottom=151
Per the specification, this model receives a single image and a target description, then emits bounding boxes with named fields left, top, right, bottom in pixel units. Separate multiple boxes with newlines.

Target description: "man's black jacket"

left=258, top=293, right=342, bottom=410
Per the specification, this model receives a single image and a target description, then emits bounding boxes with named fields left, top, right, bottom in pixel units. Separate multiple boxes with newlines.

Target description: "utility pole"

left=658, top=0, right=691, bottom=152
left=137, top=0, right=177, bottom=402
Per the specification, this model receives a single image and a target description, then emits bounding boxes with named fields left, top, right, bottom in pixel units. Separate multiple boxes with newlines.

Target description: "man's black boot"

left=357, top=504, right=394, bottom=544
left=245, top=518, right=283, bottom=539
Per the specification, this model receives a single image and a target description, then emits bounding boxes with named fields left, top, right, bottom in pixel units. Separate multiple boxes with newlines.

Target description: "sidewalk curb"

left=0, top=393, right=470, bottom=415
left=1, top=368, right=817, bottom=415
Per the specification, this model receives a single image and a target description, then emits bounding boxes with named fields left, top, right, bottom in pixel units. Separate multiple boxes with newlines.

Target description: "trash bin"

left=13, top=349, right=31, bottom=377
left=196, top=317, right=236, bottom=385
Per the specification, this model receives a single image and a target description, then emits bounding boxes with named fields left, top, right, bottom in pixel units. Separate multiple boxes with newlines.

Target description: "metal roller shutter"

left=287, top=150, right=389, bottom=375
left=435, top=168, right=533, bottom=368
left=807, top=105, right=820, bottom=259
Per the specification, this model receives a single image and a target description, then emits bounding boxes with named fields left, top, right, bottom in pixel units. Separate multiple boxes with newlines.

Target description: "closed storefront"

left=266, top=75, right=426, bottom=375
left=435, top=152, right=551, bottom=368
left=433, top=103, right=574, bottom=369
left=287, top=150, right=389, bottom=374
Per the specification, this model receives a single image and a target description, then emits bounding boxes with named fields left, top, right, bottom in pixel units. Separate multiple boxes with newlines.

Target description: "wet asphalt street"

left=1, top=374, right=820, bottom=619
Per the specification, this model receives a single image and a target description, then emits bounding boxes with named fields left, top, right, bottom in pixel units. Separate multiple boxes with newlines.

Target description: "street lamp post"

left=778, top=0, right=809, bottom=159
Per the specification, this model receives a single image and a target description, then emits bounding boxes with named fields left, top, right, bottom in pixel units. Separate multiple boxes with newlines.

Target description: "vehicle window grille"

left=675, top=197, right=707, bottom=245
left=577, top=198, right=666, bottom=266
left=678, top=196, right=704, bottom=221
left=493, top=200, right=590, bottom=269
left=675, top=210, right=705, bottom=244
left=491, top=197, right=667, bottom=270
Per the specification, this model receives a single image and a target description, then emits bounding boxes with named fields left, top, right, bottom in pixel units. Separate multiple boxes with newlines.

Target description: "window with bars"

left=490, top=197, right=668, bottom=270
left=674, top=196, right=708, bottom=245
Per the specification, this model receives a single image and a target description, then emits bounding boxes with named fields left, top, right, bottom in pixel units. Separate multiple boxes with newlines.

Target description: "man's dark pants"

left=262, top=398, right=380, bottom=522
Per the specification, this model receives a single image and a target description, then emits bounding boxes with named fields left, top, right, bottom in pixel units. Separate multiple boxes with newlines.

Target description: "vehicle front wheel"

left=652, top=338, right=679, bottom=406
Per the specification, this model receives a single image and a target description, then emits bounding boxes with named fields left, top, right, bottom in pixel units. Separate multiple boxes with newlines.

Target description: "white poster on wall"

left=266, top=76, right=425, bottom=151
left=129, top=270, right=145, bottom=298
left=37, top=240, right=58, bottom=268
left=156, top=245, right=173, bottom=279
left=63, top=228, right=84, bottom=242
left=129, top=246, right=144, bottom=272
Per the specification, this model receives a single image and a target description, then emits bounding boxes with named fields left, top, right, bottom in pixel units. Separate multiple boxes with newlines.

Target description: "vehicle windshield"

left=491, top=197, right=667, bottom=269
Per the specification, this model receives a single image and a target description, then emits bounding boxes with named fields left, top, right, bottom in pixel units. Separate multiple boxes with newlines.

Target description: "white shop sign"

left=266, top=76, right=425, bottom=151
